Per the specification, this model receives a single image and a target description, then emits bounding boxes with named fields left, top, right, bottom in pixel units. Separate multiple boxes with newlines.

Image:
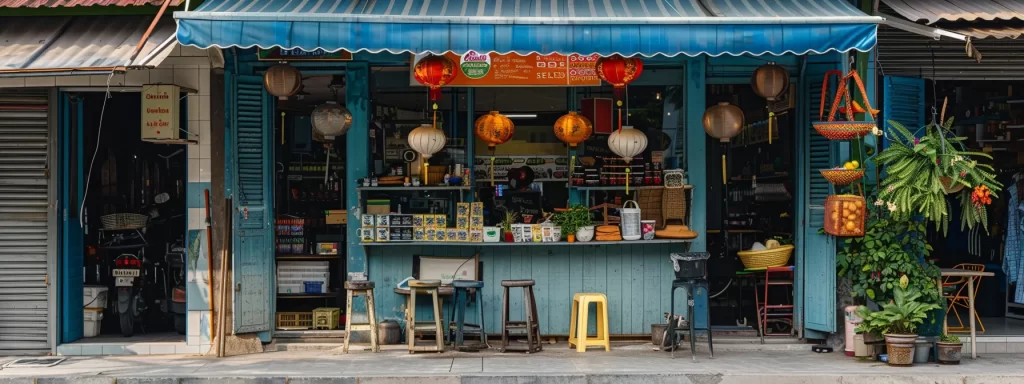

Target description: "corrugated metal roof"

left=877, top=25, right=1024, bottom=80
left=881, top=0, right=1024, bottom=24
left=949, top=25, right=1024, bottom=39
left=0, top=0, right=181, bottom=7
left=0, top=15, right=176, bottom=72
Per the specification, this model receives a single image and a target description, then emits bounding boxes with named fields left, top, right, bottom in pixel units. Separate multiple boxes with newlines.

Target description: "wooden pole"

left=204, top=189, right=214, bottom=338
left=216, top=198, right=232, bottom=357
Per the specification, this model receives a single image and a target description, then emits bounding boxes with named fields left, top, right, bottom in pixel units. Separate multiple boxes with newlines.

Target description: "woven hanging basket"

left=824, top=195, right=866, bottom=237
left=814, top=70, right=878, bottom=141
left=820, top=169, right=865, bottom=186
left=940, top=177, right=966, bottom=195
left=812, top=122, right=875, bottom=140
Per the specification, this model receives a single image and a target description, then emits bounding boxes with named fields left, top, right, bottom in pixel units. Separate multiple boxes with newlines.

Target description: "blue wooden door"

left=229, top=75, right=274, bottom=334
left=59, top=94, right=85, bottom=343
left=883, top=76, right=926, bottom=137
left=797, top=60, right=839, bottom=336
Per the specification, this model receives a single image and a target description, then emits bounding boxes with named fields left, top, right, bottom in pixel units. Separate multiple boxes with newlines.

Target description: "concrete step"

left=275, top=330, right=346, bottom=339
left=265, top=342, right=344, bottom=352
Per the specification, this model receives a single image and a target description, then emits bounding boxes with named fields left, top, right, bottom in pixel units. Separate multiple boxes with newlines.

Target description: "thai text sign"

left=412, top=51, right=602, bottom=87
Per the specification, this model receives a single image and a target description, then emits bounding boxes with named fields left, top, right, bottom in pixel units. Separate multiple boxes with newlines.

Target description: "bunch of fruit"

left=835, top=160, right=860, bottom=170
left=827, top=196, right=865, bottom=236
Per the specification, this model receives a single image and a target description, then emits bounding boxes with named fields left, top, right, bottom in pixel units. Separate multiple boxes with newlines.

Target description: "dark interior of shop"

left=79, top=91, right=188, bottom=339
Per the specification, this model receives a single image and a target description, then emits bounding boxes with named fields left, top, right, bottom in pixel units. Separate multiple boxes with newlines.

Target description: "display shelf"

left=276, top=254, right=340, bottom=260
left=730, top=173, right=789, bottom=182
left=361, top=239, right=693, bottom=247
left=357, top=186, right=470, bottom=191
left=277, top=293, right=336, bottom=299
left=571, top=185, right=694, bottom=191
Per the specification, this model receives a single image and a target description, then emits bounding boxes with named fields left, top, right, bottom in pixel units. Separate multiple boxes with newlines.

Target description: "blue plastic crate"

left=303, top=281, right=324, bottom=294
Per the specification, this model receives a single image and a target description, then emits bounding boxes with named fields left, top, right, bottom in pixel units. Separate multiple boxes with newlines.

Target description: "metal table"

left=939, top=268, right=994, bottom=359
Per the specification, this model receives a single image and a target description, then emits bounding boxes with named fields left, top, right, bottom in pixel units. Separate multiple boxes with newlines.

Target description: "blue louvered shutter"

left=230, top=75, right=274, bottom=334
left=883, top=76, right=926, bottom=142
left=798, top=60, right=838, bottom=335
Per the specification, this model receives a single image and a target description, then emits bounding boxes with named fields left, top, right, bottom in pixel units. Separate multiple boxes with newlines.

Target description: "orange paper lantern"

left=474, top=111, right=515, bottom=150
left=596, top=55, right=644, bottom=99
left=553, top=112, right=593, bottom=148
left=413, top=55, right=458, bottom=101
left=264, top=64, right=302, bottom=99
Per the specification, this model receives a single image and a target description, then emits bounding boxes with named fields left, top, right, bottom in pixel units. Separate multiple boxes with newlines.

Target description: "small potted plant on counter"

left=855, top=275, right=940, bottom=366
left=937, top=334, right=963, bottom=365
left=501, top=211, right=517, bottom=243
left=552, top=205, right=593, bottom=243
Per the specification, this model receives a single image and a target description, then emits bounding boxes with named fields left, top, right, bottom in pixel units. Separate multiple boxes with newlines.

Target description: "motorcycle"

left=103, top=229, right=148, bottom=337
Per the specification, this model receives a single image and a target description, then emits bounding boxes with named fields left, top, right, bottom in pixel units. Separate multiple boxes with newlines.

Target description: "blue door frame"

left=58, top=92, right=85, bottom=344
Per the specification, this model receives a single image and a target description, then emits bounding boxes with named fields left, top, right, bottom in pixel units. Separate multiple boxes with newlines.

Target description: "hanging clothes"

left=1002, top=183, right=1024, bottom=303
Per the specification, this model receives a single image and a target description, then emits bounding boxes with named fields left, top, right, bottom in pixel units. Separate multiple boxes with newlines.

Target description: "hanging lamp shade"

left=553, top=112, right=593, bottom=147
left=264, top=64, right=302, bottom=99
left=595, top=55, right=644, bottom=99
left=310, top=102, right=352, bottom=139
left=703, top=102, right=745, bottom=142
left=750, top=62, right=789, bottom=101
left=413, top=55, right=458, bottom=101
left=474, top=111, right=515, bottom=150
left=407, top=123, right=447, bottom=160
left=608, top=126, right=648, bottom=160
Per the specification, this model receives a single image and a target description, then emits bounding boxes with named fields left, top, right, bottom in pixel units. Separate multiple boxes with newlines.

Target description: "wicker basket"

left=814, top=70, right=877, bottom=141
left=940, top=177, right=965, bottom=194
left=737, top=245, right=794, bottom=270
left=824, top=195, right=866, bottom=237
left=812, top=122, right=874, bottom=140
left=820, top=169, right=865, bottom=186
left=100, top=213, right=149, bottom=230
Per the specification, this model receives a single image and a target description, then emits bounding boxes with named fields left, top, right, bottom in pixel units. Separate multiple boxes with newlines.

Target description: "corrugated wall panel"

left=878, top=26, right=1024, bottom=80
left=0, top=92, right=51, bottom=353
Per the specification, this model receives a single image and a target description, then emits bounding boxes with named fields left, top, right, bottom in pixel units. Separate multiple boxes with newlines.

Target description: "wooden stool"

left=568, top=293, right=610, bottom=352
left=406, top=279, right=445, bottom=353
left=499, top=279, right=542, bottom=353
left=342, top=280, right=379, bottom=353
left=450, top=280, right=488, bottom=350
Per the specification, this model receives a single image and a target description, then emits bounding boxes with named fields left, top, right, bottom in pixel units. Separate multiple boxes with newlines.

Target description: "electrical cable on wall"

left=79, top=71, right=116, bottom=228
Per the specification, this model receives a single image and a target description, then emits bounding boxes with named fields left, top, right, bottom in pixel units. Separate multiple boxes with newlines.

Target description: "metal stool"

left=450, top=280, right=488, bottom=350
left=668, top=279, right=714, bottom=360
left=342, top=280, right=379, bottom=353
left=499, top=279, right=542, bottom=353
left=406, top=279, right=445, bottom=353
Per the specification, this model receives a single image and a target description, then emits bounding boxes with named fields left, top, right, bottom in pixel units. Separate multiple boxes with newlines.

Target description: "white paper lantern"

left=407, top=123, right=446, bottom=160
left=607, top=126, right=648, bottom=160
left=311, top=102, right=352, bottom=139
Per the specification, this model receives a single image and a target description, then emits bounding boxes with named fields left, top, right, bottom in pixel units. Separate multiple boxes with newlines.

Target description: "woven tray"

left=820, top=169, right=865, bottom=186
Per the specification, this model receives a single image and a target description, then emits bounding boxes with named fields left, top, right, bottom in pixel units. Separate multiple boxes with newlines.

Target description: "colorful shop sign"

left=411, top=51, right=601, bottom=87
left=258, top=48, right=353, bottom=61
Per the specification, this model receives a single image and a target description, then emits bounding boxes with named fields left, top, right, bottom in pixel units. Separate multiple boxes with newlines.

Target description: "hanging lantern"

left=474, top=111, right=515, bottom=150
left=750, top=62, right=789, bottom=101
left=703, top=102, right=745, bottom=185
left=407, top=123, right=447, bottom=185
left=607, top=126, right=648, bottom=193
left=703, top=102, right=745, bottom=143
left=311, top=102, right=352, bottom=139
left=553, top=112, right=593, bottom=148
left=264, top=64, right=302, bottom=99
left=413, top=55, right=458, bottom=101
left=475, top=111, right=515, bottom=186
left=596, top=55, right=644, bottom=100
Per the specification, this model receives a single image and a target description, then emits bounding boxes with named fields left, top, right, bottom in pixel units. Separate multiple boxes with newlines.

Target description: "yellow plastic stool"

left=568, top=293, right=611, bottom=352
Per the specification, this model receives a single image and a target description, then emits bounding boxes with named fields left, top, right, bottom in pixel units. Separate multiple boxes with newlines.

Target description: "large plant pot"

left=884, top=334, right=918, bottom=366
left=576, top=226, right=595, bottom=242
left=936, top=342, right=962, bottom=365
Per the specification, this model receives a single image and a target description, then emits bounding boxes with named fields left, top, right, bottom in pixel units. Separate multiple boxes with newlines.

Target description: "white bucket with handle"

left=620, top=200, right=642, bottom=240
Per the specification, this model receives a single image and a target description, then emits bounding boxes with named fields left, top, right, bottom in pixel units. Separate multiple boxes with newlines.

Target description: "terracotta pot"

left=567, top=234, right=576, bottom=243
left=884, top=334, right=918, bottom=366
left=936, top=342, right=962, bottom=365
left=504, top=232, right=514, bottom=242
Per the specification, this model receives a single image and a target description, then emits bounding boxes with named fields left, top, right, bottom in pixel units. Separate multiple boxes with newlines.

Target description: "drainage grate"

left=3, top=357, right=66, bottom=368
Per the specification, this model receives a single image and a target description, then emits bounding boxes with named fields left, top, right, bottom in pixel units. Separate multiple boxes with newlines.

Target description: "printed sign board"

left=141, top=84, right=179, bottom=141
left=411, top=51, right=602, bottom=87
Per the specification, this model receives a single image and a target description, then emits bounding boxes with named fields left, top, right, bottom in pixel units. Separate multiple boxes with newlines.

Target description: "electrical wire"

left=79, top=71, right=116, bottom=227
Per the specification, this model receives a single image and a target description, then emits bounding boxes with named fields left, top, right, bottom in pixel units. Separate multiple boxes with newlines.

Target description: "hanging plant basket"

left=812, top=122, right=875, bottom=140
left=820, top=169, right=865, bottom=186
left=814, top=70, right=878, bottom=141
left=939, top=177, right=966, bottom=195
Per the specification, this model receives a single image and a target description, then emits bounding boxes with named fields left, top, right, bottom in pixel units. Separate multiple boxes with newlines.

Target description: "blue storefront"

left=174, top=0, right=880, bottom=343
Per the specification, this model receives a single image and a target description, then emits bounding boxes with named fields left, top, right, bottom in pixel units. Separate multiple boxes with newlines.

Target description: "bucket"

left=620, top=200, right=642, bottom=240
left=641, top=220, right=656, bottom=240
left=651, top=323, right=667, bottom=346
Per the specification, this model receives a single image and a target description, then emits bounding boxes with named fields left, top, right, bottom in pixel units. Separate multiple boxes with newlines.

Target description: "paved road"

left=1, top=346, right=1021, bottom=383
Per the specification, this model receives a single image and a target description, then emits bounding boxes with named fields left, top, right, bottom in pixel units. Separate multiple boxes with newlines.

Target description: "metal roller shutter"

left=0, top=92, right=52, bottom=354
left=878, top=26, right=1024, bottom=81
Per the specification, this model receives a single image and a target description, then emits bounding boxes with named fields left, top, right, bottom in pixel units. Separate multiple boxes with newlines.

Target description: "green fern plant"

left=874, top=118, right=1002, bottom=234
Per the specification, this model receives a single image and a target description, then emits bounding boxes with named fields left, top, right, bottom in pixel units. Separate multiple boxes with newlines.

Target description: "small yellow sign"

left=141, top=85, right=180, bottom=141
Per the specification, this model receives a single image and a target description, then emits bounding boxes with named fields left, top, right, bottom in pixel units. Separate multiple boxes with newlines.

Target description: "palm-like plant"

left=874, top=118, right=1002, bottom=234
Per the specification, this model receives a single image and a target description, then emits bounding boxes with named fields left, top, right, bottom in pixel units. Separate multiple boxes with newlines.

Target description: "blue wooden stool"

left=450, top=280, right=488, bottom=350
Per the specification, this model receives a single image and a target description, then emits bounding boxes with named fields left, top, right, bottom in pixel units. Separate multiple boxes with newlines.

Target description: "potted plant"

left=855, top=276, right=940, bottom=366
left=552, top=205, right=593, bottom=242
left=874, top=118, right=1002, bottom=234
left=500, top=211, right=517, bottom=243
left=937, top=334, right=963, bottom=365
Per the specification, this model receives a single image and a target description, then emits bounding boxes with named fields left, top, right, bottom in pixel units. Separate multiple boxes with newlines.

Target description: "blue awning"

left=174, top=0, right=881, bottom=57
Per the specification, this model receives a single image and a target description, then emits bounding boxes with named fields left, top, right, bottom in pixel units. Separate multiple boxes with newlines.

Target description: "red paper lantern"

left=413, top=55, right=458, bottom=101
left=596, top=55, right=644, bottom=99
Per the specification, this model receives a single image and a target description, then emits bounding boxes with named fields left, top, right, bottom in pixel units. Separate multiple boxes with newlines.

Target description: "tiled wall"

left=0, top=45, right=217, bottom=353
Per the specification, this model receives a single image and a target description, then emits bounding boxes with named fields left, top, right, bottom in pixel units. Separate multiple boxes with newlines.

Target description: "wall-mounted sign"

left=473, top=155, right=569, bottom=182
left=258, top=48, right=353, bottom=61
left=411, top=51, right=602, bottom=87
left=141, top=84, right=179, bottom=141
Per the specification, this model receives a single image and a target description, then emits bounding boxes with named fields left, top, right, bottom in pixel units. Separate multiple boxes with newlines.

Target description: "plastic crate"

left=313, top=307, right=341, bottom=330
left=303, top=281, right=325, bottom=293
left=276, top=312, right=313, bottom=330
